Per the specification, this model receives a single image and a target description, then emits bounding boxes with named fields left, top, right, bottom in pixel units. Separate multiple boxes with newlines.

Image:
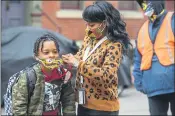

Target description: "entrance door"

left=1, top=1, right=25, bottom=30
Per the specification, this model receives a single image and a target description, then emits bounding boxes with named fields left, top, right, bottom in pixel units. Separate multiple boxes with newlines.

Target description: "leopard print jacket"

left=74, top=36, right=123, bottom=111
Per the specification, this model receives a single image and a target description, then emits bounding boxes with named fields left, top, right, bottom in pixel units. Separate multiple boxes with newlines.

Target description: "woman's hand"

left=62, top=54, right=79, bottom=67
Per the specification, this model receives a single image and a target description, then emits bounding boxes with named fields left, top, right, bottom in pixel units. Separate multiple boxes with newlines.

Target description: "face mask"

left=145, top=8, right=154, bottom=17
left=36, top=58, right=63, bottom=70
left=85, top=27, right=96, bottom=38
left=142, top=2, right=154, bottom=17
left=85, top=23, right=105, bottom=39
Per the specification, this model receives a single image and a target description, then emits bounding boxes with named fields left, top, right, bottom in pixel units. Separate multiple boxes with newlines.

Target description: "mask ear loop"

left=35, top=57, right=43, bottom=64
left=99, top=21, right=106, bottom=33
left=35, top=57, right=48, bottom=67
left=34, top=56, right=39, bottom=61
left=94, top=3, right=107, bottom=32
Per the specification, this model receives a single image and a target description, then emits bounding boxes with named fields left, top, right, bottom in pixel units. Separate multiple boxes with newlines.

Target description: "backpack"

left=4, top=64, right=37, bottom=115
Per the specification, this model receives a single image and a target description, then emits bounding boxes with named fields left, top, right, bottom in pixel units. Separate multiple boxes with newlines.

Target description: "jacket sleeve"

left=77, top=42, right=123, bottom=83
left=60, top=81, right=76, bottom=116
left=132, top=40, right=144, bottom=93
left=12, top=72, right=28, bottom=116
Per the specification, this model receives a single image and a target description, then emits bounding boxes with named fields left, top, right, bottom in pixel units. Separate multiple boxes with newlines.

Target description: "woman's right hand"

left=62, top=54, right=79, bottom=67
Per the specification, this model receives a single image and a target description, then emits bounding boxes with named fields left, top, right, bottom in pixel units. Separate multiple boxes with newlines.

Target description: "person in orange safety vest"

left=132, top=0, right=175, bottom=115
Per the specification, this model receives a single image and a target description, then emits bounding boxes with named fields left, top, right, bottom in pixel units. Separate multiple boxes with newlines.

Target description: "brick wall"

left=125, top=18, right=147, bottom=39
left=56, top=18, right=86, bottom=40
left=52, top=18, right=147, bottom=40
left=41, top=1, right=59, bottom=31
left=41, top=1, right=174, bottom=40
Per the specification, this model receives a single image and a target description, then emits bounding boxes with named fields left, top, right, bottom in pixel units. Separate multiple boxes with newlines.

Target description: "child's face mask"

left=36, top=58, right=63, bottom=70
left=85, top=22, right=106, bottom=39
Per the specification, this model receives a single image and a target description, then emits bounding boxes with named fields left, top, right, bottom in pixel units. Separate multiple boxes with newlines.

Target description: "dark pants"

left=78, top=105, right=119, bottom=116
left=148, top=93, right=175, bottom=116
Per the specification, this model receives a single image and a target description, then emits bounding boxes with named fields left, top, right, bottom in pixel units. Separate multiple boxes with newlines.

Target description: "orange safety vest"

left=137, top=12, right=174, bottom=70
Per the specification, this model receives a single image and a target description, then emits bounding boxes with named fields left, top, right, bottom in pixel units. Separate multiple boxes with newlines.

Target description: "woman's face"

left=38, top=40, right=59, bottom=59
left=85, top=21, right=106, bottom=39
left=86, top=22, right=102, bottom=30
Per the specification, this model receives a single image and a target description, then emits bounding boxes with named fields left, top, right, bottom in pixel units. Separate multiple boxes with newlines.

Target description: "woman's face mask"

left=36, top=58, right=63, bottom=70
left=85, top=22, right=106, bottom=39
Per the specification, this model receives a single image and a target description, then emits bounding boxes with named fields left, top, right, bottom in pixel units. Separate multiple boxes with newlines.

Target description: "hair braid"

left=33, top=33, right=60, bottom=56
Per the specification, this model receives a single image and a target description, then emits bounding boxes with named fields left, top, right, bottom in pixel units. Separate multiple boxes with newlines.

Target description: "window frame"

left=117, top=1, right=139, bottom=11
left=60, top=1, right=83, bottom=10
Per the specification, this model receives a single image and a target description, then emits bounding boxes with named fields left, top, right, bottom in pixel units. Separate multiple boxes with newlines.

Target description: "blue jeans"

left=148, top=93, right=175, bottom=115
left=78, top=105, right=119, bottom=116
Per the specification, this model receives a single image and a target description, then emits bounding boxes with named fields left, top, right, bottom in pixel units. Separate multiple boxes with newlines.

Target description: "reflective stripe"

left=165, top=13, right=174, bottom=63
left=141, top=26, right=145, bottom=54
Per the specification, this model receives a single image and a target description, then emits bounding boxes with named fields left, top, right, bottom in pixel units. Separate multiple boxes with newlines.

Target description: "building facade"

left=1, top=1, right=42, bottom=30
left=3, top=1, right=173, bottom=40
left=41, top=1, right=174, bottom=41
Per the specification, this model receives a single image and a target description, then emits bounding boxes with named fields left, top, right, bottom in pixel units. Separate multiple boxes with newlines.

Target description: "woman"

left=62, top=1, right=131, bottom=115
left=11, top=34, right=76, bottom=115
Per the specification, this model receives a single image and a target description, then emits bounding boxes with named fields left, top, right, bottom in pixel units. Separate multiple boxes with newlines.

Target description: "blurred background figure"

left=133, top=0, right=175, bottom=115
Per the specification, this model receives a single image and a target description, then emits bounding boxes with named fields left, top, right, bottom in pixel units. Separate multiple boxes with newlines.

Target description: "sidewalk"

left=119, top=86, right=171, bottom=115
left=1, top=86, right=172, bottom=115
left=119, top=86, right=149, bottom=115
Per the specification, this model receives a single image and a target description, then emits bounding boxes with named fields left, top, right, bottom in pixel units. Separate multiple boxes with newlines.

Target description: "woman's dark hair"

left=33, top=33, right=60, bottom=56
left=82, top=1, right=131, bottom=54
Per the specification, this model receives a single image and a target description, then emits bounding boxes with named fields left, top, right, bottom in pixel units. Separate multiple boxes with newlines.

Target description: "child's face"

left=38, top=40, right=59, bottom=60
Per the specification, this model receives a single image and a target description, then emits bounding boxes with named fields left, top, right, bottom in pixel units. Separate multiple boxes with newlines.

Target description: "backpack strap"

left=26, top=68, right=37, bottom=103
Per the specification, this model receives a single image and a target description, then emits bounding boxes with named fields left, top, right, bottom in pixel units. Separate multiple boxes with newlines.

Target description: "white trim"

left=141, top=26, right=145, bottom=53
left=56, top=10, right=83, bottom=18
left=56, top=10, right=144, bottom=19
left=83, top=36, right=108, bottom=61
left=120, top=10, right=144, bottom=19
left=165, top=14, right=174, bottom=63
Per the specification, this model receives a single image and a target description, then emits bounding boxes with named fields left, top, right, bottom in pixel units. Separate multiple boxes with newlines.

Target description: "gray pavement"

left=119, top=86, right=149, bottom=115
left=1, top=86, right=171, bottom=115
left=119, top=86, right=171, bottom=115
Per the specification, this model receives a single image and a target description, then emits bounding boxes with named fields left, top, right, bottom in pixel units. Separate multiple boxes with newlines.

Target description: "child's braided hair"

left=33, top=33, right=60, bottom=56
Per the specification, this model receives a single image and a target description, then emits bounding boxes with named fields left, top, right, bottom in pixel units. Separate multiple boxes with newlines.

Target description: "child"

left=11, top=34, right=76, bottom=115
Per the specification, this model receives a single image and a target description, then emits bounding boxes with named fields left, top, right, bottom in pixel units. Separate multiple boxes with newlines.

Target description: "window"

left=61, top=1, right=83, bottom=10
left=118, top=1, right=138, bottom=10
left=165, top=0, right=174, bottom=11
left=9, top=0, right=20, bottom=3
